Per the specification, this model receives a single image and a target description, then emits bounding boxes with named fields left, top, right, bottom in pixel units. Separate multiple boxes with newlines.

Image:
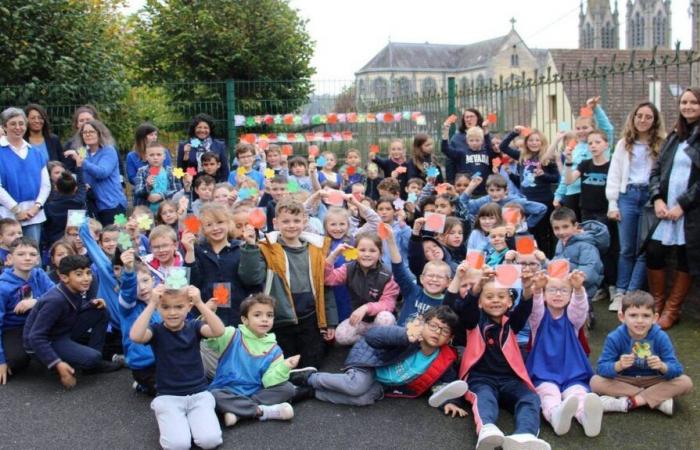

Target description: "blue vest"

left=209, top=329, right=283, bottom=396
left=0, top=145, right=46, bottom=202
left=526, top=308, right=593, bottom=389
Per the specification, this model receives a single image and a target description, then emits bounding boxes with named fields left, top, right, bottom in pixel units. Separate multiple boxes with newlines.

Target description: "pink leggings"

left=335, top=311, right=396, bottom=345
left=536, top=382, right=588, bottom=423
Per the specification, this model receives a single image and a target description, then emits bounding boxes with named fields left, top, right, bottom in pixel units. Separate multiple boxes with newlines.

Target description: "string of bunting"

left=234, top=111, right=426, bottom=127
left=239, top=131, right=354, bottom=144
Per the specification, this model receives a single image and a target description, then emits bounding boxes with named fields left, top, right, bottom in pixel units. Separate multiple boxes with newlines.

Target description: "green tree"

left=134, top=0, right=316, bottom=123
left=0, top=0, right=129, bottom=137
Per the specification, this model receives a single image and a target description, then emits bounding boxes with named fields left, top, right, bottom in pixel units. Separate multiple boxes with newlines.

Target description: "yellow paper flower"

left=342, top=247, right=359, bottom=261
left=172, top=167, right=185, bottom=179
left=137, top=215, right=153, bottom=231
left=264, top=168, right=275, bottom=179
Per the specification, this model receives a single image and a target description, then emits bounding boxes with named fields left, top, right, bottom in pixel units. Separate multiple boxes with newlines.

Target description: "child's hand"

left=586, top=96, right=601, bottom=109
left=443, top=403, right=468, bottom=418
left=532, top=271, right=548, bottom=291
left=183, top=173, right=193, bottom=190
left=205, top=298, right=218, bottom=312
left=333, top=243, right=353, bottom=257
left=412, top=217, right=425, bottom=236
left=91, top=298, right=106, bottom=309
left=284, top=355, right=300, bottom=369
left=513, top=125, right=525, bottom=133
left=181, top=231, right=197, bottom=253
left=504, top=224, right=515, bottom=237
left=308, top=161, right=317, bottom=175
left=321, top=328, right=335, bottom=341
left=617, top=354, right=636, bottom=371
left=468, top=176, right=483, bottom=190
left=178, top=196, right=189, bottom=215
left=568, top=270, right=586, bottom=290
left=534, top=165, right=544, bottom=177
left=56, top=361, right=76, bottom=389
left=504, top=250, right=517, bottom=263
left=396, top=208, right=407, bottom=225
left=187, top=286, right=202, bottom=306
left=348, top=305, right=368, bottom=326
left=533, top=250, right=546, bottom=262
left=121, top=248, right=136, bottom=271
left=0, top=363, right=10, bottom=385
left=406, top=317, right=424, bottom=343
left=607, top=210, right=621, bottom=222
left=242, top=224, right=257, bottom=246
left=646, top=355, right=667, bottom=373
left=150, top=285, right=166, bottom=306
left=13, top=298, right=37, bottom=314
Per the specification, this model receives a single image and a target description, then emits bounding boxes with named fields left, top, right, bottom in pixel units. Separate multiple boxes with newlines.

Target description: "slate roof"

left=547, top=48, right=691, bottom=133
left=356, top=35, right=509, bottom=74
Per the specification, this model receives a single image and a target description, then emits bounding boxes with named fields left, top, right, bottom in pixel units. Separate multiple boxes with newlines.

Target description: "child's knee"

left=159, top=433, right=192, bottom=450
left=194, top=432, right=223, bottom=450
left=374, top=311, right=396, bottom=327
left=335, top=320, right=359, bottom=345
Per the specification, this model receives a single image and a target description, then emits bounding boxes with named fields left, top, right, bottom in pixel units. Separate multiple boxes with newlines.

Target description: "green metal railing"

left=1, top=46, right=698, bottom=166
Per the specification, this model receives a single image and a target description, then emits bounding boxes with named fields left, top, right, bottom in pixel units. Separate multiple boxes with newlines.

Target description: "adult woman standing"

left=62, top=105, right=100, bottom=172
left=24, top=104, right=63, bottom=164
left=176, top=113, right=229, bottom=179
left=606, top=102, right=666, bottom=311
left=64, top=120, right=126, bottom=225
left=0, top=108, right=50, bottom=242
left=646, top=88, right=700, bottom=329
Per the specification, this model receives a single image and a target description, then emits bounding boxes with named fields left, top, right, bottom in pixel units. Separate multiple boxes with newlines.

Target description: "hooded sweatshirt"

left=553, top=220, right=610, bottom=299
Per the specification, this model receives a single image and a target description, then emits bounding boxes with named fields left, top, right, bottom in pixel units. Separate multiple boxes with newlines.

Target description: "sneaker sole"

left=503, top=436, right=550, bottom=450
left=476, top=434, right=504, bottom=450
left=582, top=393, right=604, bottom=437
left=289, top=367, right=318, bottom=374
left=553, top=395, right=578, bottom=435
left=428, top=380, right=468, bottom=407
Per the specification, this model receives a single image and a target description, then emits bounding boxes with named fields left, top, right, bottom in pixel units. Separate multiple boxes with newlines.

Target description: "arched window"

left=476, top=74, right=486, bottom=88
left=421, top=77, right=437, bottom=94
left=460, top=77, right=469, bottom=93
left=584, top=23, right=594, bottom=48
left=653, top=13, right=666, bottom=46
left=372, top=77, right=388, bottom=99
left=358, top=79, right=366, bottom=98
left=397, top=77, right=411, bottom=97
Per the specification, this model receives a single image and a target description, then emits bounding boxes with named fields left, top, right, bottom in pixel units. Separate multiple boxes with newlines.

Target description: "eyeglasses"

left=426, top=321, right=452, bottom=337
left=151, top=244, right=173, bottom=251
left=545, top=287, right=572, bottom=295
left=519, top=262, right=541, bottom=267
left=82, top=130, right=97, bottom=136
left=422, top=273, right=448, bottom=280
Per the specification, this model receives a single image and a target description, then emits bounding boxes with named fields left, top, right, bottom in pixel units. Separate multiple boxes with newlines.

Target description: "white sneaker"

left=224, top=412, right=238, bottom=427
left=600, top=395, right=629, bottom=413
left=550, top=395, right=578, bottom=435
left=259, top=402, right=294, bottom=421
left=609, top=293, right=624, bottom=311
left=502, top=433, right=551, bottom=450
left=657, top=398, right=674, bottom=416
left=581, top=393, right=604, bottom=437
left=476, top=423, right=505, bottom=450
left=428, top=380, right=468, bottom=407
left=592, top=288, right=608, bottom=303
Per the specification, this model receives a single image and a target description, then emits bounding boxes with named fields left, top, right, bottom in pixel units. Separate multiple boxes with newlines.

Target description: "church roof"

left=356, top=35, right=509, bottom=74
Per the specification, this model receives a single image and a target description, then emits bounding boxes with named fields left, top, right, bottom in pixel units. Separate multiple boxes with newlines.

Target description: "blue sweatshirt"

left=80, top=221, right=121, bottom=328
left=554, top=106, right=614, bottom=201
left=459, top=193, right=547, bottom=229
left=441, top=139, right=493, bottom=196
left=596, top=323, right=684, bottom=380
left=392, top=261, right=445, bottom=325
left=0, top=268, right=54, bottom=364
left=81, top=145, right=127, bottom=210
left=24, top=283, right=95, bottom=368
left=0, top=144, right=47, bottom=203
left=116, top=270, right=161, bottom=370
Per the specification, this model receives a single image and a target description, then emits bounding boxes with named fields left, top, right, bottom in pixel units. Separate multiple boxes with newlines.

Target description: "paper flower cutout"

left=435, top=183, right=450, bottom=195
left=326, top=190, right=345, bottom=206
left=492, top=158, right=502, bottom=169
left=632, top=340, right=653, bottom=358
left=316, top=156, right=327, bottom=167
left=264, top=168, right=275, bottom=179
left=281, top=145, right=293, bottom=156
left=346, top=166, right=356, bottom=176
left=502, top=207, right=521, bottom=225
left=495, top=264, right=521, bottom=288
left=566, top=139, right=578, bottom=151
left=370, top=144, right=380, bottom=154
left=308, top=145, right=319, bottom=157
left=186, top=167, right=197, bottom=176
left=559, top=121, right=571, bottom=132
left=213, top=283, right=230, bottom=305
left=76, top=147, right=87, bottom=159
left=515, top=235, right=536, bottom=255
left=237, top=166, right=247, bottom=177
left=67, top=210, right=86, bottom=227
left=378, top=222, right=390, bottom=240
left=117, top=232, right=133, bottom=250
left=393, top=198, right=405, bottom=210
left=165, top=268, right=188, bottom=289
left=149, top=166, right=160, bottom=177
left=520, top=127, right=533, bottom=137
left=114, top=213, right=128, bottom=226
left=579, top=106, right=593, bottom=118
left=183, top=215, right=201, bottom=234
left=137, top=215, right=153, bottom=231
left=248, top=208, right=267, bottom=229
left=395, top=166, right=407, bottom=174
left=238, top=188, right=252, bottom=200
left=287, top=181, right=300, bottom=193
left=172, top=167, right=185, bottom=179
left=424, top=212, right=446, bottom=233
left=466, top=250, right=485, bottom=269
left=426, top=166, right=440, bottom=178
left=190, top=138, right=202, bottom=148
left=487, top=113, right=498, bottom=123
left=342, top=247, right=358, bottom=260
left=407, top=193, right=418, bottom=204
left=547, top=259, right=570, bottom=279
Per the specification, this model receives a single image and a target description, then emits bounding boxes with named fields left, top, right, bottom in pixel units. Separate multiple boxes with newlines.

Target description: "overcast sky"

left=126, top=0, right=694, bottom=81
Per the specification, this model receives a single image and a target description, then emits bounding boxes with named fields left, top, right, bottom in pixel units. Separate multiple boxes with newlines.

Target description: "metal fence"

left=1, top=45, right=698, bottom=165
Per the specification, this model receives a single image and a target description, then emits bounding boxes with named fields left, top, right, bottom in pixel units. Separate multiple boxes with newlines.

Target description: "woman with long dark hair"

left=176, top=113, right=229, bottom=179
left=24, top=104, right=63, bottom=164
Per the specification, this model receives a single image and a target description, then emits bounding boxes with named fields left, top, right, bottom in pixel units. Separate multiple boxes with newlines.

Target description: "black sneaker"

left=291, top=385, right=316, bottom=403
left=82, top=360, right=122, bottom=375
left=289, top=367, right=317, bottom=386
left=587, top=310, right=596, bottom=330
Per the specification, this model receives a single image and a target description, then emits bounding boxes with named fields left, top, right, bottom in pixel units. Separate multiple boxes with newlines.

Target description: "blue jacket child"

left=0, top=267, right=54, bottom=368
left=553, top=220, right=609, bottom=300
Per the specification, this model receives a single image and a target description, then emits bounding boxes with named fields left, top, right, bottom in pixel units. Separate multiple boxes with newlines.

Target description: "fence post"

left=447, top=77, right=456, bottom=139
left=225, top=79, right=236, bottom=167
left=599, top=75, right=608, bottom=111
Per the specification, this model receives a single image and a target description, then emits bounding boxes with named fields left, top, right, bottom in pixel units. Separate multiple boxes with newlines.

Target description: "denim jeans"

left=21, top=223, right=42, bottom=245
left=616, top=185, right=649, bottom=291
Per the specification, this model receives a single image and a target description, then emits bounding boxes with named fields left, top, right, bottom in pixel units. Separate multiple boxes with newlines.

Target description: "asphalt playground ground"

left=2, top=287, right=700, bottom=450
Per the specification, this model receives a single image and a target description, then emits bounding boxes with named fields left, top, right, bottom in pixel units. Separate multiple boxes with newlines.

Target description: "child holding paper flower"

left=526, top=269, right=604, bottom=437
left=324, top=232, right=399, bottom=345
left=133, top=142, right=181, bottom=213
left=339, top=148, right=366, bottom=192
left=406, top=133, right=443, bottom=185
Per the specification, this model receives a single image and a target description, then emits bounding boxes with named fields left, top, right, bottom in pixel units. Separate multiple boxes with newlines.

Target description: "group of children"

left=0, top=100, right=694, bottom=450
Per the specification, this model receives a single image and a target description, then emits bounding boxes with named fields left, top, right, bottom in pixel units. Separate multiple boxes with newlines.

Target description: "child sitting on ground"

left=206, top=294, right=300, bottom=427
left=130, top=283, right=225, bottom=450
left=591, top=291, right=693, bottom=416
left=449, top=262, right=550, bottom=450
left=292, top=305, right=468, bottom=415
left=526, top=269, right=604, bottom=437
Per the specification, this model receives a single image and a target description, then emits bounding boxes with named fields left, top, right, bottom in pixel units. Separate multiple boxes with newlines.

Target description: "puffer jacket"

left=554, top=220, right=610, bottom=299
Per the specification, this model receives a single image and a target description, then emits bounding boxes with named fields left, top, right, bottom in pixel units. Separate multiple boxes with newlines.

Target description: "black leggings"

left=645, top=240, right=688, bottom=272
